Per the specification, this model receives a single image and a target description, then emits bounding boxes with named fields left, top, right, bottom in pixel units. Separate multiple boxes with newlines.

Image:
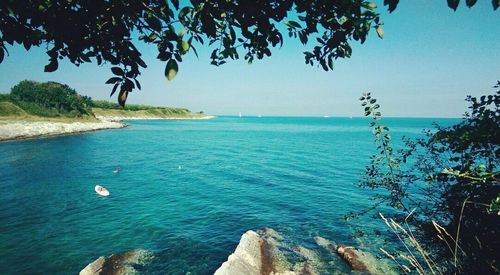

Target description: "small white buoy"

left=113, top=167, right=121, bottom=174
left=178, top=165, right=182, bottom=170
left=95, top=185, right=110, bottom=196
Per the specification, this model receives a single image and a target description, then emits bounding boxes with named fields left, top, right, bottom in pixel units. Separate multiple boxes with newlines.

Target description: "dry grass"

left=92, top=108, right=207, bottom=119
left=378, top=205, right=468, bottom=274
left=0, top=114, right=98, bottom=124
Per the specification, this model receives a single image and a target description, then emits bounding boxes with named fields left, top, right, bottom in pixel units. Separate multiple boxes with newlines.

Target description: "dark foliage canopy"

left=0, top=0, right=497, bottom=105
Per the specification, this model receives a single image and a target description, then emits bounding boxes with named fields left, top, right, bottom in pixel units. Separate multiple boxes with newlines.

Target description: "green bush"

left=355, top=82, right=500, bottom=273
left=92, top=100, right=121, bottom=109
left=92, top=100, right=191, bottom=114
left=10, top=80, right=92, bottom=117
left=0, top=93, right=11, bottom=102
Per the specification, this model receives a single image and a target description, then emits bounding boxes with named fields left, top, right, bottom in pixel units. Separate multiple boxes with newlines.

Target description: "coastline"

left=96, top=114, right=215, bottom=122
left=0, top=120, right=126, bottom=141
left=0, top=115, right=215, bottom=142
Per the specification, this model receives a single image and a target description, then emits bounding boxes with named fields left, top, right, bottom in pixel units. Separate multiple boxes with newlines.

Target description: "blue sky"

left=0, top=1, right=498, bottom=117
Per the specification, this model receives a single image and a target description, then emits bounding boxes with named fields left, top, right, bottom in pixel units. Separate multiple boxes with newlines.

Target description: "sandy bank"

left=0, top=120, right=126, bottom=141
left=96, top=115, right=215, bottom=122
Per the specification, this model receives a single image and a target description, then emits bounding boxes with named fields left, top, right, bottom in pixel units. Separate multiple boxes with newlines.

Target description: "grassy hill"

left=0, top=80, right=206, bottom=121
left=0, top=80, right=95, bottom=121
left=0, top=100, right=99, bottom=122
left=92, top=107, right=205, bottom=119
left=0, top=101, right=27, bottom=116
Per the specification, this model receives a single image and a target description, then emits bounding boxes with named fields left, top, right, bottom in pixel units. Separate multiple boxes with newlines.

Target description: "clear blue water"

left=0, top=116, right=458, bottom=274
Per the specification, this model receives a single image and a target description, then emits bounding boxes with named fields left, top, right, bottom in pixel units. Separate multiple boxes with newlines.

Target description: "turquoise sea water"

left=0, top=117, right=458, bottom=274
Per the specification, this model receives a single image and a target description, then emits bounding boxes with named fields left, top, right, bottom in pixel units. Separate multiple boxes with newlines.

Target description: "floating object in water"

left=95, top=185, right=110, bottom=196
left=178, top=165, right=182, bottom=170
left=113, top=167, right=121, bottom=174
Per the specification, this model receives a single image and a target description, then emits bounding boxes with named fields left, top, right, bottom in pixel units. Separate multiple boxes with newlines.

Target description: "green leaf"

left=366, top=2, right=377, bottom=9
left=201, top=12, right=216, bottom=37
left=118, top=89, right=128, bottom=107
left=298, top=32, right=308, bottom=45
left=147, top=33, right=157, bottom=42
left=123, top=78, right=135, bottom=90
left=180, top=40, right=190, bottom=53
left=178, top=28, right=186, bottom=37
left=137, top=58, right=147, bottom=68
left=146, top=16, right=162, bottom=32
left=447, top=0, right=460, bottom=11
left=111, top=67, right=124, bottom=76
left=171, top=0, right=179, bottom=9
left=110, top=83, right=119, bottom=97
left=466, top=0, right=478, bottom=7
left=106, top=77, right=121, bottom=84
left=319, top=59, right=328, bottom=71
left=376, top=26, right=384, bottom=39
left=165, top=59, right=178, bottom=80
left=494, top=0, right=500, bottom=10
left=134, top=79, right=141, bottom=90
left=0, top=48, right=4, bottom=63
left=190, top=44, right=199, bottom=58
left=23, top=40, right=31, bottom=51
left=384, top=0, right=399, bottom=12
left=328, top=56, right=334, bottom=70
left=178, top=7, right=192, bottom=20
left=285, top=20, right=301, bottom=29
left=44, top=59, right=58, bottom=72
left=125, top=70, right=134, bottom=78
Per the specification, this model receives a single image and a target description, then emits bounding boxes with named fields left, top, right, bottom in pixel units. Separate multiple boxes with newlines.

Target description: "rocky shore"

left=215, top=228, right=396, bottom=275
left=0, top=115, right=214, bottom=141
left=80, top=227, right=396, bottom=274
left=0, top=120, right=126, bottom=141
left=79, top=249, right=153, bottom=275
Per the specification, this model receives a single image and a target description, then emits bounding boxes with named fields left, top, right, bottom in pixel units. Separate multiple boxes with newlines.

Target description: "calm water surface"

left=0, top=116, right=458, bottom=274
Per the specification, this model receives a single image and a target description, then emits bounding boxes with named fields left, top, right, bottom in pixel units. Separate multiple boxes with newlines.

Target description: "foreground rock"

left=336, top=245, right=369, bottom=272
left=214, top=228, right=294, bottom=275
left=217, top=228, right=388, bottom=275
left=79, top=249, right=153, bottom=275
left=290, top=246, right=322, bottom=275
left=314, top=236, right=396, bottom=274
left=216, top=227, right=336, bottom=275
left=0, top=120, right=126, bottom=141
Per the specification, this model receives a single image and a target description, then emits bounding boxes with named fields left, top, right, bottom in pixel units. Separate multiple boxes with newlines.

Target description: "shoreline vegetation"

left=0, top=80, right=213, bottom=141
